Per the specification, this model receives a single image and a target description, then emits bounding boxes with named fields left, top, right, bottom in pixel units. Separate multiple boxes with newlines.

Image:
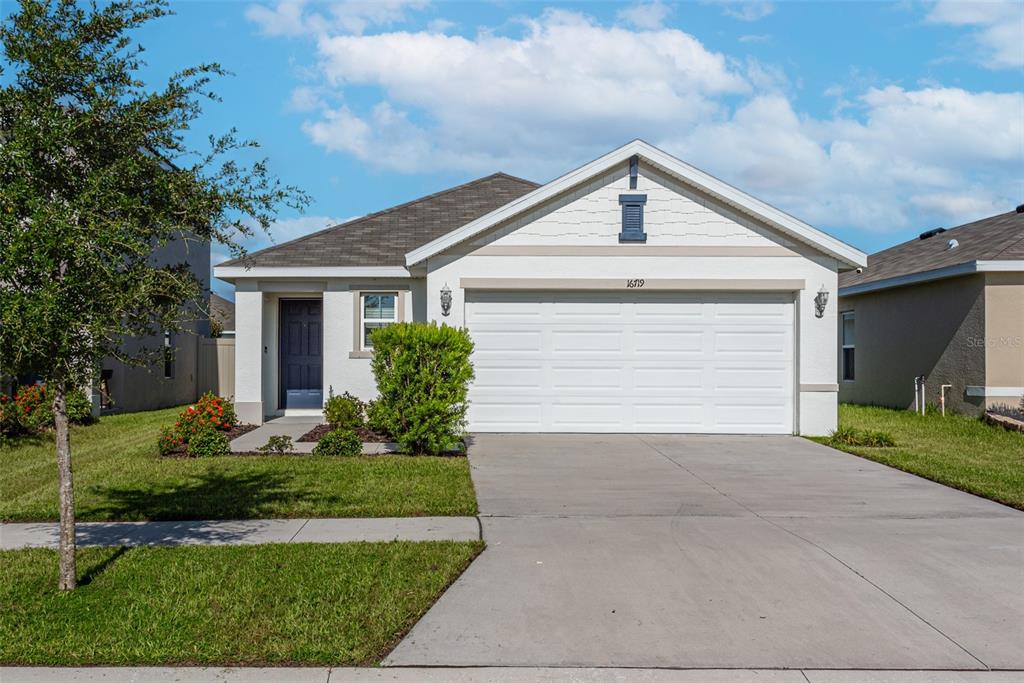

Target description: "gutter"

left=839, top=260, right=1024, bottom=297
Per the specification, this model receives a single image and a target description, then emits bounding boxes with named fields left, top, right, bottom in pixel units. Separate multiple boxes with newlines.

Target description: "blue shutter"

left=618, top=194, right=647, bottom=243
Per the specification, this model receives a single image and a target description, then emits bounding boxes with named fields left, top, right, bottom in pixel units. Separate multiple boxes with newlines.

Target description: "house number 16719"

left=626, top=279, right=645, bottom=288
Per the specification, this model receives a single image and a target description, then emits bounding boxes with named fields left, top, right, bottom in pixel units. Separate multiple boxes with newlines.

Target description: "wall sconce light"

left=440, top=283, right=452, bottom=317
left=814, top=286, right=829, bottom=318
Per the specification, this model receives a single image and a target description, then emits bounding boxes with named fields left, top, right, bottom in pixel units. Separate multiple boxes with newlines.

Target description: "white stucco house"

left=214, top=141, right=867, bottom=435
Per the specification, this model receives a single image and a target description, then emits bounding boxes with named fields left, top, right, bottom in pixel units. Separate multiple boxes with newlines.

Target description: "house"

left=214, top=141, right=867, bottom=435
left=210, top=293, right=236, bottom=337
left=837, top=208, right=1024, bottom=415
left=98, top=235, right=211, bottom=413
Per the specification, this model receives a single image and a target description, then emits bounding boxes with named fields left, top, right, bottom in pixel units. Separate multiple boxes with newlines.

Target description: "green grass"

left=0, top=541, right=482, bottom=666
left=814, top=404, right=1024, bottom=510
left=0, top=407, right=478, bottom=521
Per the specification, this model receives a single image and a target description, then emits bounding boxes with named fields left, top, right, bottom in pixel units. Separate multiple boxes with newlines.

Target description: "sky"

left=10, top=1, right=1024, bottom=298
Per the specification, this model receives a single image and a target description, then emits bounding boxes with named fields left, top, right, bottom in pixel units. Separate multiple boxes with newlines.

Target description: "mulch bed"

left=298, top=424, right=392, bottom=443
left=160, top=423, right=259, bottom=458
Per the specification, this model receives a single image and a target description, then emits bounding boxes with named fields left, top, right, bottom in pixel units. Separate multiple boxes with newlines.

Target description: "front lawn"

left=0, top=541, right=482, bottom=665
left=0, top=407, right=477, bottom=521
left=816, top=404, right=1024, bottom=510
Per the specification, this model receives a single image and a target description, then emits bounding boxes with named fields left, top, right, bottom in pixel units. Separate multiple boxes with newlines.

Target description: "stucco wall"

left=100, top=233, right=210, bottom=413
left=984, top=272, right=1024, bottom=410
left=837, top=274, right=987, bottom=414
left=424, top=163, right=842, bottom=435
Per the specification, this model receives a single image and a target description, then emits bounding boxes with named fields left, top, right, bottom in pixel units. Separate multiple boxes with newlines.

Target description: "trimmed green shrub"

left=370, top=322, right=474, bottom=455
left=312, top=428, right=362, bottom=457
left=157, top=426, right=185, bottom=456
left=323, top=389, right=364, bottom=431
left=827, top=426, right=896, bottom=448
left=6, top=384, right=94, bottom=434
left=186, top=426, right=230, bottom=457
left=256, top=434, right=294, bottom=455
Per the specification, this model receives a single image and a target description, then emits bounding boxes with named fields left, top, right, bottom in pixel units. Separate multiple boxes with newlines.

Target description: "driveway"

left=386, top=435, right=1024, bottom=670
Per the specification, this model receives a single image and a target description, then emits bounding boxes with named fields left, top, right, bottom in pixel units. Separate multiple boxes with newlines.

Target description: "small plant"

left=5, top=384, right=94, bottom=434
left=176, top=392, right=237, bottom=440
left=256, top=434, right=294, bottom=455
left=186, top=426, right=230, bottom=457
left=370, top=322, right=474, bottom=455
left=312, top=428, right=362, bottom=457
left=157, top=426, right=186, bottom=456
left=827, top=426, right=896, bottom=448
left=323, top=389, right=365, bottom=431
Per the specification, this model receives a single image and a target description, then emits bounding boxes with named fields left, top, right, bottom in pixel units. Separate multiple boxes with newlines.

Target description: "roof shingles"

left=840, top=210, right=1024, bottom=289
left=221, top=173, right=539, bottom=269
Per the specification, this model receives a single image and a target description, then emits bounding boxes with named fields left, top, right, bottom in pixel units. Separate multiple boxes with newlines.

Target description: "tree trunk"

left=53, top=384, right=77, bottom=591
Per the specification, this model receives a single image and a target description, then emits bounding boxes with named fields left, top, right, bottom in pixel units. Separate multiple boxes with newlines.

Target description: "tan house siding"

left=838, top=274, right=987, bottom=414
left=984, top=272, right=1024, bottom=410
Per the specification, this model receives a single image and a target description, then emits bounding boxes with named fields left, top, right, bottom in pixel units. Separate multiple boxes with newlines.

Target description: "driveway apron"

left=385, top=434, right=1024, bottom=669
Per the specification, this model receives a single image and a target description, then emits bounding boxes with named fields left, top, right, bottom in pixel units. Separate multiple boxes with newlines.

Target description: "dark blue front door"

left=279, top=299, right=322, bottom=409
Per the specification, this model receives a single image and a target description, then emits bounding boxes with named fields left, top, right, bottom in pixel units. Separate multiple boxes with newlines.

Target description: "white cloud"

left=246, top=0, right=428, bottom=37
left=616, top=1, right=672, bottom=30
left=286, top=85, right=325, bottom=112
left=710, top=1, right=776, bottom=22
left=254, top=7, right=1023, bottom=234
left=926, top=0, right=1024, bottom=69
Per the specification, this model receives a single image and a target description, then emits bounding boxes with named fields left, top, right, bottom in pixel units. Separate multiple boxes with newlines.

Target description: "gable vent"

left=618, top=194, right=647, bottom=243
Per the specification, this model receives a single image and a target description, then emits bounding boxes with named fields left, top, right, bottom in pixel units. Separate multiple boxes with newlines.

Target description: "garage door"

left=466, top=290, right=794, bottom=434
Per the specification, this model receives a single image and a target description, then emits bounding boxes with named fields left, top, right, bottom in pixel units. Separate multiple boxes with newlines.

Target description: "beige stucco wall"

left=984, top=272, right=1024, bottom=410
left=837, top=274, right=987, bottom=414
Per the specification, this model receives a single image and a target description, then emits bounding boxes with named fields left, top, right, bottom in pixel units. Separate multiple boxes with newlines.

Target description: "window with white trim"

left=361, top=292, right=397, bottom=350
left=841, top=312, right=855, bottom=381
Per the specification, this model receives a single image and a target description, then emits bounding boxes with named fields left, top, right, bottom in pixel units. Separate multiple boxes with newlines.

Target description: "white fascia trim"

left=213, top=266, right=411, bottom=280
left=839, top=260, right=1024, bottom=297
left=404, top=139, right=867, bottom=269
left=966, top=386, right=1024, bottom=398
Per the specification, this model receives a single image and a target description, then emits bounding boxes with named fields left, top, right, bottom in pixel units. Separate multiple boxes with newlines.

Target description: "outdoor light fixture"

left=440, top=283, right=452, bottom=317
left=814, top=286, right=829, bottom=318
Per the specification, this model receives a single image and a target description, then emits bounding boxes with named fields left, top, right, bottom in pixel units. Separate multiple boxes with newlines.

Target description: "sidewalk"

left=1, top=667, right=1019, bottom=682
left=0, top=517, right=480, bottom=549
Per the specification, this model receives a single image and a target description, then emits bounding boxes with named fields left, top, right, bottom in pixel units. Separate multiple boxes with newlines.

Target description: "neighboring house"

left=837, top=208, right=1024, bottom=415
left=210, top=293, right=235, bottom=337
left=99, top=235, right=211, bottom=413
left=214, top=140, right=866, bottom=435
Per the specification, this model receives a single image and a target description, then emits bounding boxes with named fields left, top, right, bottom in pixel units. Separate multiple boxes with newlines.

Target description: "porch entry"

left=279, top=298, right=323, bottom=410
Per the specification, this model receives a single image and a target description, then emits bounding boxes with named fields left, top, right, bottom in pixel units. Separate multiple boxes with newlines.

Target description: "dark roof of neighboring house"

left=210, top=293, right=235, bottom=331
left=219, top=173, right=539, bottom=268
left=840, top=210, right=1024, bottom=290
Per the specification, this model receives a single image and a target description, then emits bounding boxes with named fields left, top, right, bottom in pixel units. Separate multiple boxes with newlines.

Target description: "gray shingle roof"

left=220, top=173, right=539, bottom=268
left=840, top=210, right=1024, bottom=290
left=210, top=293, right=235, bottom=331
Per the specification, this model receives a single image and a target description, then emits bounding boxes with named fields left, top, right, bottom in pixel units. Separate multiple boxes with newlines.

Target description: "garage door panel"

left=466, top=291, right=794, bottom=434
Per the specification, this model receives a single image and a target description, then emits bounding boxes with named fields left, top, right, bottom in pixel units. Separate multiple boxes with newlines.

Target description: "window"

left=361, top=293, right=397, bottom=350
left=163, top=331, right=175, bottom=380
left=841, top=312, right=855, bottom=381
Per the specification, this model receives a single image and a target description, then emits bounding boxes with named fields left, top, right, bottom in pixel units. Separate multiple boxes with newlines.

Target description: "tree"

left=0, top=0, right=307, bottom=590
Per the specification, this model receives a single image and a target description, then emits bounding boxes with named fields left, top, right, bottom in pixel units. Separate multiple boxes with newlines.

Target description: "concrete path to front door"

left=385, top=434, right=1024, bottom=671
left=229, top=416, right=400, bottom=454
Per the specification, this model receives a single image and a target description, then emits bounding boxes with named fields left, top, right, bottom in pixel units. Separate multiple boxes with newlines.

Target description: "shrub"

left=186, top=426, right=230, bottom=457
left=7, top=384, right=94, bottom=433
left=827, top=426, right=896, bottom=448
left=256, top=434, right=294, bottom=455
left=0, top=393, right=21, bottom=437
left=365, top=399, right=388, bottom=436
left=370, top=322, right=474, bottom=455
left=323, top=389, right=364, bottom=431
left=157, top=425, right=186, bottom=456
left=176, top=392, right=237, bottom=440
left=312, top=428, right=362, bottom=457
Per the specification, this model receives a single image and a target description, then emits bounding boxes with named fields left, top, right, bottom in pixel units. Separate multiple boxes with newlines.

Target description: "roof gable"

left=405, top=140, right=866, bottom=269
left=219, top=173, right=538, bottom=270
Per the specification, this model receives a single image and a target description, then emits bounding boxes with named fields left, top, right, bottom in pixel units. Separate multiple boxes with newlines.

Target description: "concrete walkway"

left=387, top=434, right=1024, bottom=670
left=0, top=517, right=480, bottom=549
left=3, top=668, right=1021, bottom=682
left=229, top=416, right=400, bottom=454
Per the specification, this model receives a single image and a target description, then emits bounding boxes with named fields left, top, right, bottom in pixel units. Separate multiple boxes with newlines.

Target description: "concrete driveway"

left=386, top=434, right=1024, bottom=670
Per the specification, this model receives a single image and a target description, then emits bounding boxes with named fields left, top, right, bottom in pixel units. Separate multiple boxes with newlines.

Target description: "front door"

left=279, top=299, right=323, bottom=410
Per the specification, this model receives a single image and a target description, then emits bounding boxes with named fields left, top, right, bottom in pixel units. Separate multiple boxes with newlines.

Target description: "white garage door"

left=466, top=290, right=795, bottom=434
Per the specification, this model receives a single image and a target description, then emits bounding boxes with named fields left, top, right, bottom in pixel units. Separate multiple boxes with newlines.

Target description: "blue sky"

left=10, top=1, right=1024, bottom=298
